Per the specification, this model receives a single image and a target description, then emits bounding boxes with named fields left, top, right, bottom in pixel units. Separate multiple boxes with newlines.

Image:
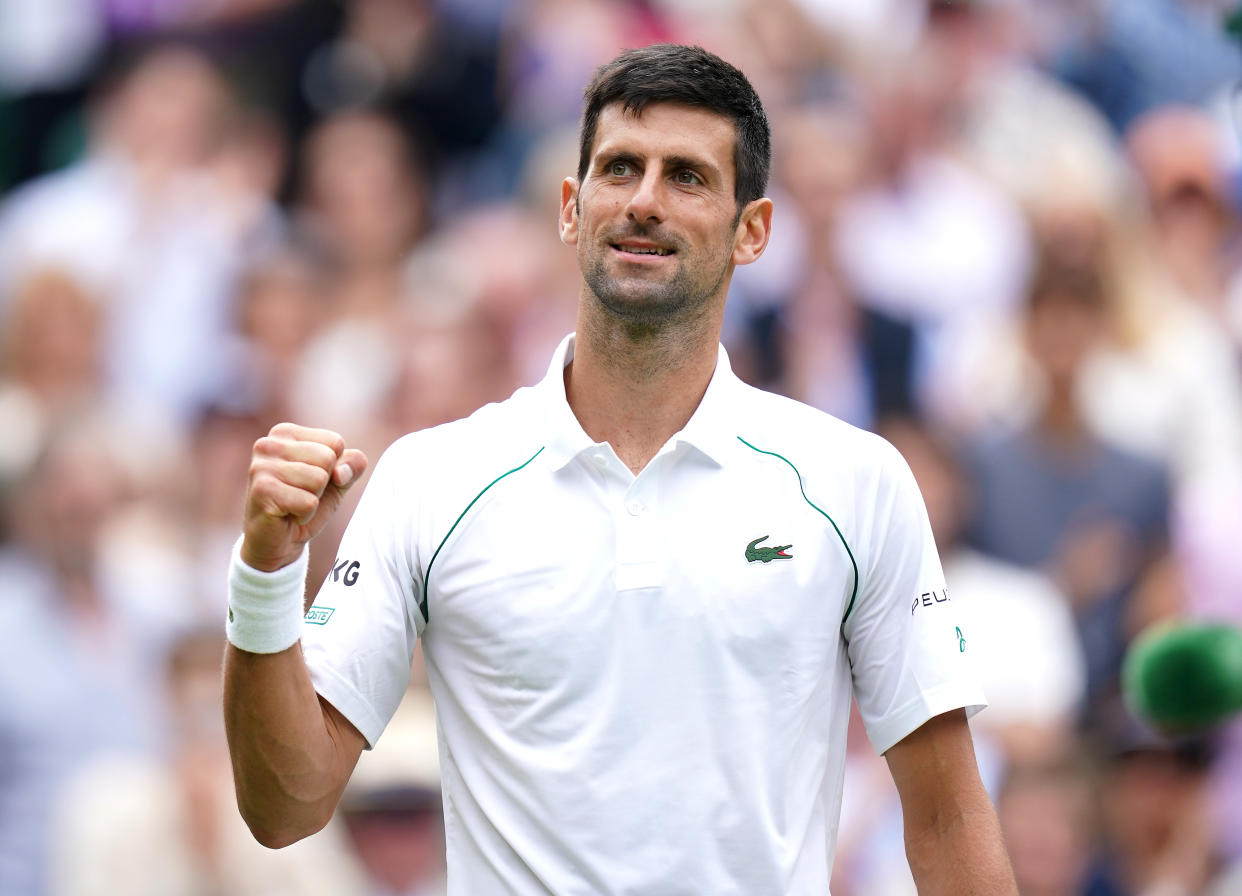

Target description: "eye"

left=609, top=160, right=633, bottom=176
left=674, top=170, right=702, bottom=185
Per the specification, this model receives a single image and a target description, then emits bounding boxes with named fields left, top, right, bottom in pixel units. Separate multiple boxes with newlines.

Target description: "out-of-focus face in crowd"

left=301, top=110, right=428, bottom=271
left=96, top=46, right=230, bottom=179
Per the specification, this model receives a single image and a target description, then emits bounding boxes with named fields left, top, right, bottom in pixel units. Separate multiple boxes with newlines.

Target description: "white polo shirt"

left=302, top=334, right=985, bottom=895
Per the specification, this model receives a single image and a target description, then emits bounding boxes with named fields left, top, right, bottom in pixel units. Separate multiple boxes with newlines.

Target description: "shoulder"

left=731, top=381, right=905, bottom=481
left=369, top=383, right=546, bottom=491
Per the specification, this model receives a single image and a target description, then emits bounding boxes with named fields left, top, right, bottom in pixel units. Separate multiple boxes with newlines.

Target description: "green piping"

left=737, top=437, right=860, bottom=625
left=419, top=446, right=545, bottom=622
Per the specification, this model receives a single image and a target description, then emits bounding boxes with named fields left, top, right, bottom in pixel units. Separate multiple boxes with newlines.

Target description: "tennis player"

left=223, top=44, right=1018, bottom=895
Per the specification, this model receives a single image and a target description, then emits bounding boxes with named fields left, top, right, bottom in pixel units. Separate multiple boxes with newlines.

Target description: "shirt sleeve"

left=843, top=438, right=987, bottom=755
left=301, top=438, right=425, bottom=749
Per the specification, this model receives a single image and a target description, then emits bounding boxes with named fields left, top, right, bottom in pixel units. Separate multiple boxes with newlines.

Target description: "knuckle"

left=292, top=491, right=319, bottom=517
left=247, top=458, right=270, bottom=485
left=307, top=443, right=335, bottom=469
left=308, top=465, right=331, bottom=493
left=247, top=470, right=280, bottom=502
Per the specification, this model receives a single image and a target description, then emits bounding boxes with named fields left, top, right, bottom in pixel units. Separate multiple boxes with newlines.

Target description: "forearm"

left=222, top=643, right=359, bottom=848
left=904, top=787, right=1018, bottom=896
left=886, top=711, right=1018, bottom=896
left=222, top=424, right=370, bottom=847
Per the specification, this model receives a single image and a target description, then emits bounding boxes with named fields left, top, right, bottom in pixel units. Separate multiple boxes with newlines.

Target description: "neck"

left=1037, top=382, right=1085, bottom=442
left=566, top=299, right=722, bottom=474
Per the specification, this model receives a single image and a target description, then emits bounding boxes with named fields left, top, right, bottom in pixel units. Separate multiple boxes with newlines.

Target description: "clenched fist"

left=241, top=423, right=368, bottom=572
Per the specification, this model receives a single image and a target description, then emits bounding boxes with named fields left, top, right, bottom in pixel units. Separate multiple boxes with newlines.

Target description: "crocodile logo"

left=745, top=535, right=793, bottom=563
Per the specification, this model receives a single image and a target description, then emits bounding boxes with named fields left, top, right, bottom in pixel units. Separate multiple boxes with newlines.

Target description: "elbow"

left=238, top=798, right=332, bottom=849
left=246, top=816, right=324, bottom=850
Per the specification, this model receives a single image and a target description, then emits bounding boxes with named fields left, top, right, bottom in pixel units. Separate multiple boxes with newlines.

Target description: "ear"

left=559, top=177, right=580, bottom=246
left=731, top=197, right=774, bottom=267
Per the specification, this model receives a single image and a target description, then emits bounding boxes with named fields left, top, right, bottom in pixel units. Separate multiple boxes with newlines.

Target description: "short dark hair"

left=577, top=44, right=771, bottom=209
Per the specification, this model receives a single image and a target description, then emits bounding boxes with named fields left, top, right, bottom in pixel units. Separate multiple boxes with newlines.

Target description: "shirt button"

left=626, top=499, right=644, bottom=516
left=592, top=453, right=607, bottom=467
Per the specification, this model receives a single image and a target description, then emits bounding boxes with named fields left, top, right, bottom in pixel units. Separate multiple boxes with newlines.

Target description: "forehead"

left=591, top=102, right=736, bottom=172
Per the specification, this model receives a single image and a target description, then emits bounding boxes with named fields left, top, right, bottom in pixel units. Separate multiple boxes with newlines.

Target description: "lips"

left=613, top=243, right=674, bottom=256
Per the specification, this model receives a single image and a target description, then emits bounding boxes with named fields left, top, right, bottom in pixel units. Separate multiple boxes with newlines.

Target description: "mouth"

left=611, top=242, right=675, bottom=259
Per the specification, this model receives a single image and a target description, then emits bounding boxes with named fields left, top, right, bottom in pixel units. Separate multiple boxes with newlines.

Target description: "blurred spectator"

left=908, top=0, right=1135, bottom=437
left=0, top=267, right=104, bottom=420
left=384, top=282, right=517, bottom=441
left=964, top=256, right=1175, bottom=717
left=1127, top=105, right=1235, bottom=314
left=1051, top=0, right=1242, bottom=133
left=762, top=100, right=919, bottom=426
left=49, top=628, right=362, bottom=896
left=498, top=0, right=666, bottom=139
left=1074, top=104, right=1242, bottom=483
left=297, top=0, right=504, bottom=204
left=0, top=43, right=285, bottom=431
left=294, top=107, right=428, bottom=323
left=833, top=41, right=1033, bottom=427
left=1085, top=721, right=1222, bottom=896
left=226, top=244, right=331, bottom=423
left=338, top=687, right=446, bottom=896
left=407, top=197, right=573, bottom=387
left=283, top=108, right=430, bottom=446
left=996, top=751, right=1096, bottom=896
left=1111, top=119, right=1242, bottom=876
left=0, top=416, right=161, bottom=896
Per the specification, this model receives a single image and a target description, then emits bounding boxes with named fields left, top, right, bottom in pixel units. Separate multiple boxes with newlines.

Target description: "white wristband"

left=226, top=537, right=309, bottom=654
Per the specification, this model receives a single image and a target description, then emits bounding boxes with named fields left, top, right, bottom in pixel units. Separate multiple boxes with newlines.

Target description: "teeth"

left=621, top=246, right=670, bottom=256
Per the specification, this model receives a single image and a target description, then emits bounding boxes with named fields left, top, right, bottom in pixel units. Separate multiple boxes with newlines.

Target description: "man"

left=223, top=44, right=1018, bottom=894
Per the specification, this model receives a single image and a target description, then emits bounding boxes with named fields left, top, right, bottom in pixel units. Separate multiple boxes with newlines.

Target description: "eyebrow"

left=594, top=150, right=642, bottom=171
left=663, top=155, right=715, bottom=176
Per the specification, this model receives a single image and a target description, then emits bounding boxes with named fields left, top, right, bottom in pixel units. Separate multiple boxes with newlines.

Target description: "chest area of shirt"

left=419, top=461, right=855, bottom=687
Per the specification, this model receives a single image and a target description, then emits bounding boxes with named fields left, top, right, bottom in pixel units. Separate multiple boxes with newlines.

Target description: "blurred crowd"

left=2, top=0, right=1242, bottom=894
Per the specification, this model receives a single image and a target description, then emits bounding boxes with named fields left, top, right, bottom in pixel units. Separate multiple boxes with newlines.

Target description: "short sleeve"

left=843, top=440, right=987, bottom=755
left=301, top=440, right=424, bottom=748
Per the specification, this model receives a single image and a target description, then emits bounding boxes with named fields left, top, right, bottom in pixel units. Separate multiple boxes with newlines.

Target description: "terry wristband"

left=226, top=537, right=309, bottom=654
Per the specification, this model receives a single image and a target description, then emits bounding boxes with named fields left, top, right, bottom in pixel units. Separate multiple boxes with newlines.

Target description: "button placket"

left=615, top=478, right=661, bottom=590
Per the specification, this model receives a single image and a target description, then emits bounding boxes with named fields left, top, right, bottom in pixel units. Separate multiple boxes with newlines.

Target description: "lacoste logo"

left=305, top=606, right=335, bottom=625
left=745, top=535, right=793, bottom=563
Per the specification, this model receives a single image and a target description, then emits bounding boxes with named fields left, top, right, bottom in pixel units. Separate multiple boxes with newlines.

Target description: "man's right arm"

left=222, top=423, right=369, bottom=847
left=223, top=642, right=367, bottom=847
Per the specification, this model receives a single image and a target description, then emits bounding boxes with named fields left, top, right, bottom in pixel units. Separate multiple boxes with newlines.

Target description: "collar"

left=537, top=332, right=740, bottom=472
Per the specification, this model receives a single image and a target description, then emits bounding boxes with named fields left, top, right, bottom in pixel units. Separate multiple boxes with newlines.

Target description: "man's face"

left=560, top=102, right=765, bottom=326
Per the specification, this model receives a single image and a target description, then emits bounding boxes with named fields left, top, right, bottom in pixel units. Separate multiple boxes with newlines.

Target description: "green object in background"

left=1124, top=621, right=1242, bottom=733
left=1226, top=7, right=1242, bottom=43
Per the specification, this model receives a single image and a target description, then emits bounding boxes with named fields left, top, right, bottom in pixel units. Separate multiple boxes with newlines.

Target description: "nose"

left=625, top=169, right=665, bottom=224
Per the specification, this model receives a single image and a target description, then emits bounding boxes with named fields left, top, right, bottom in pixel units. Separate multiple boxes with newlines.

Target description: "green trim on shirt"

left=736, top=436, right=860, bottom=624
left=420, top=445, right=546, bottom=622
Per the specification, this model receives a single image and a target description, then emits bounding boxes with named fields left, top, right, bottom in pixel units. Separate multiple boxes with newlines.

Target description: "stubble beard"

left=580, top=231, right=733, bottom=338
